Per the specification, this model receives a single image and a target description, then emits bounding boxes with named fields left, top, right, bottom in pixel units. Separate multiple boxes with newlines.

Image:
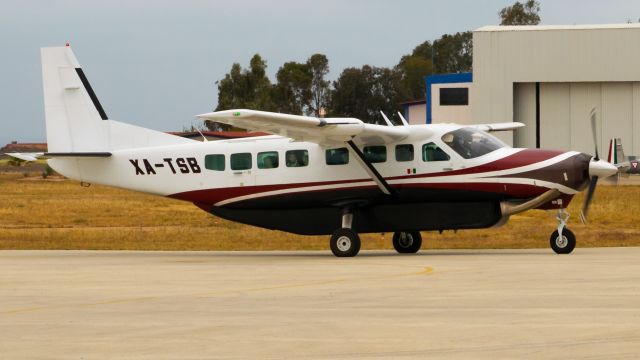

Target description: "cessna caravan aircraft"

left=18, top=45, right=619, bottom=257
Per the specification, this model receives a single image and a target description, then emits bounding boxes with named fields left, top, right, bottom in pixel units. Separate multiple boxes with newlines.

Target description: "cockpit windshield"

left=441, top=127, right=506, bottom=159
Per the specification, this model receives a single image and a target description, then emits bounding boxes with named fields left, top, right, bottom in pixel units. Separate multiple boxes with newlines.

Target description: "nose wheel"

left=550, top=228, right=576, bottom=254
left=550, top=207, right=576, bottom=254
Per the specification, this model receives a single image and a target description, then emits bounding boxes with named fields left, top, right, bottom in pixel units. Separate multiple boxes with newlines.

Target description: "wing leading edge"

left=197, top=109, right=410, bottom=146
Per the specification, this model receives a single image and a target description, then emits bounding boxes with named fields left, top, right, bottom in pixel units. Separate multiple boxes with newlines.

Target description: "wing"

left=197, top=109, right=410, bottom=146
left=5, top=152, right=44, bottom=162
left=469, top=122, right=525, bottom=132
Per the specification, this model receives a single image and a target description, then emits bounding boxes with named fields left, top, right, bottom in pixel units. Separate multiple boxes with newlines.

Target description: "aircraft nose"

left=589, top=158, right=618, bottom=179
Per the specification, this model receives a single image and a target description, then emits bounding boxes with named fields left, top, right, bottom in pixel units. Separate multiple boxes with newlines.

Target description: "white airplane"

left=19, top=45, right=619, bottom=257
left=607, top=138, right=640, bottom=175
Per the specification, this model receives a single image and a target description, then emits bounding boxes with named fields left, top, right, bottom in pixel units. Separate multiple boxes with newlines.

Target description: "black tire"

left=392, top=231, right=422, bottom=254
left=330, top=228, right=361, bottom=257
left=550, top=228, right=576, bottom=254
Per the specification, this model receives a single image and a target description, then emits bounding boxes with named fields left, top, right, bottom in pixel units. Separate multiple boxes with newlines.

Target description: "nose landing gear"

left=550, top=207, right=576, bottom=254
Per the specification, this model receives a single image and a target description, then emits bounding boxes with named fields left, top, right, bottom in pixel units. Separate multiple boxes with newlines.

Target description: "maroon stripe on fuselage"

left=387, top=149, right=565, bottom=180
left=169, top=179, right=370, bottom=204
left=170, top=181, right=551, bottom=205
left=168, top=149, right=569, bottom=205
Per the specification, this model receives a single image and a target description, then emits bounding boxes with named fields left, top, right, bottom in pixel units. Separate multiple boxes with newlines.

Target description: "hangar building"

left=411, top=24, right=640, bottom=156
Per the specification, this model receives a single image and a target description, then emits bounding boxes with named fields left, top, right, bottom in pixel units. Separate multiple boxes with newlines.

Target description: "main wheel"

left=550, top=228, right=576, bottom=254
left=392, top=231, right=422, bottom=254
left=330, top=228, right=361, bottom=257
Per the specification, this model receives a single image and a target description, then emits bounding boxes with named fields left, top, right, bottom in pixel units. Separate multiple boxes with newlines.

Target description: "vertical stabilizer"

left=607, top=138, right=626, bottom=164
left=41, top=45, right=194, bottom=153
left=42, top=45, right=109, bottom=152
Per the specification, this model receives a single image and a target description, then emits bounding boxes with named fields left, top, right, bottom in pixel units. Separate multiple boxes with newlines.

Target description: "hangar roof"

left=476, top=23, right=640, bottom=32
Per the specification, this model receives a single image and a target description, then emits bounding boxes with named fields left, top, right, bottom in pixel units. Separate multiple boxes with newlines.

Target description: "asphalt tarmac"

left=1, top=248, right=639, bottom=359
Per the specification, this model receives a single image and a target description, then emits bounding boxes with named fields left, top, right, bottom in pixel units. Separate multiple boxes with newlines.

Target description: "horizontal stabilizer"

left=5, top=152, right=44, bottom=162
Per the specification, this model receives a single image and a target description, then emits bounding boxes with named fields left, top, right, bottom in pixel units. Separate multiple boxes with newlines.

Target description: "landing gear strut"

left=330, top=209, right=361, bottom=257
left=550, top=207, right=576, bottom=254
left=392, top=231, right=422, bottom=254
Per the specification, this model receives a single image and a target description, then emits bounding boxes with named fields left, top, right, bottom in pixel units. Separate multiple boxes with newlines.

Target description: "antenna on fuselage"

left=397, top=112, right=409, bottom=126
left=379, top=111, right=394, bottom=126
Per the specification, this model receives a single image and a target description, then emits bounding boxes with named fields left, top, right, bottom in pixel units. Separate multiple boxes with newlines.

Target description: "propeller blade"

left=590, top=107, right=599, bottom=161
left=580, top=176, right=599, bottom=224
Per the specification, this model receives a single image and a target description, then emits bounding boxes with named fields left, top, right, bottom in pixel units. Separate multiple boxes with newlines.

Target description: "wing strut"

left=346, top=140, right=396, bottom=196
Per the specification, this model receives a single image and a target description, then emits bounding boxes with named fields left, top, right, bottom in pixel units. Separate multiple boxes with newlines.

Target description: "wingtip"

left=197, top=109, right=254, bottom=120
left=196, top=112, right=214, bottom=119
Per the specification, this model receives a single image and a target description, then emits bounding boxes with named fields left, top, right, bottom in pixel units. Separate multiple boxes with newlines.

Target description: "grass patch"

left=0, top=173, right=638, bottom=250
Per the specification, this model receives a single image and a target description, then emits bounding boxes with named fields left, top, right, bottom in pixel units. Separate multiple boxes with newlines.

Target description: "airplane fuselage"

left=49, top=124, right=592, bottom=235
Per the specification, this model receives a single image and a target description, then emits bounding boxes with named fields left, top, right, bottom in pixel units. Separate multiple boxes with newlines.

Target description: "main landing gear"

left=329, top=208, right=424, bottom=257
left=330, top=209, right=361, bottom=257
left=550, top=207, right=576, bottom=254
left=392, top=231, right=422, bottom=254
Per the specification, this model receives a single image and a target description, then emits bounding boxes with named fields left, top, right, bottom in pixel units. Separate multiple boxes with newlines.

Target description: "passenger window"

left=286, top=150, right=308, bottom=167
left=422, top=143, right=450, bottom=162
left=363, top=146, right=387, bottom=163
left=326, top=148, right=349, bottom=165
left=230, top=153, right=252, bottom=170
left=257, top=151, right=279, bottom=169
left=395, top=144, right=414, bottom=162
left=204, top=154, right=225, bottom=171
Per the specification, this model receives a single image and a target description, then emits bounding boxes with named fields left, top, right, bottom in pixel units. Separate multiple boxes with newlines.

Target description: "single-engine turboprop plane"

left=20, top=45, right=619, bottom=257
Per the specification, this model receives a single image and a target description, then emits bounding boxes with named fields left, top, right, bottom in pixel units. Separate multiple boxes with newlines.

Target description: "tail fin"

left=607, top=138, right=626, bottom=165
left=41, top=45, right=193, bottom=153
left=42, top=45, right=109, bottom=152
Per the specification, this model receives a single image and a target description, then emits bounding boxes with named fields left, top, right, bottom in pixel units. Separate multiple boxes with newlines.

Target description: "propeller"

left=580, top=174, right=598, bottom=223
left=590, top=108, right=599, bottom=161
left=580, top=107, right=617, bottom=223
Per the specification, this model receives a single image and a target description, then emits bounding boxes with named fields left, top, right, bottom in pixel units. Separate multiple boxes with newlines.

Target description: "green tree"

left=396, top=41, right=434, bottom=100
left=499, top=0, right=541, bottom=25
left=214, top=54, right=274, bottom=112
left=306, top=54, right=330, bottom=117
left=330, top=66, right=407, bottom=124
left=212, top=54, right=275, bottom=130
left=272, top=61, right=312, bottom=114
left=246, top=54, right=274, bottom=111
left=432, top=32, right=473, bottom=74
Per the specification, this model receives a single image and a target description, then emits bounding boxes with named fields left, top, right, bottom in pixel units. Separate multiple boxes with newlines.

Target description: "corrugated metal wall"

left=513, top=82, right=639, bottom=156
left=473, top=25, right=640, bottom=154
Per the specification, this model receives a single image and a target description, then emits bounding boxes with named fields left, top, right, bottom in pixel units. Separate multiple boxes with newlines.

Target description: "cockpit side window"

left=441, top=128, right=505, bottom=159
left=422, top=143, right=450, bottom=162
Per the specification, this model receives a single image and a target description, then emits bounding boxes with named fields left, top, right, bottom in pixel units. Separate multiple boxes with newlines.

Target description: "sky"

left=2, top=0, right=640, bottom=145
